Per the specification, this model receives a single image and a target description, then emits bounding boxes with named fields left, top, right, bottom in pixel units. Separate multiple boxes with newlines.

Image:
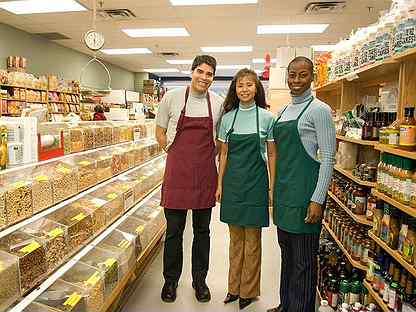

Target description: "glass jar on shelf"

left=0, top=231, right=47, bottom=292
left=47, top=205, right=93, bottom=250
left=0, top=250, right=20, bottom=312
left=21, top=218, right=69, bottom=271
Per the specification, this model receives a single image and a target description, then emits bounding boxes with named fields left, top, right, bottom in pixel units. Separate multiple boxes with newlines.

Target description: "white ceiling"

left=0, top=0, right=392, bottom=77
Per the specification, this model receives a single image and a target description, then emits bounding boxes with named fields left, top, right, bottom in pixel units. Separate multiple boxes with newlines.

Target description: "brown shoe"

left=224, top=293, right=239, bottom=304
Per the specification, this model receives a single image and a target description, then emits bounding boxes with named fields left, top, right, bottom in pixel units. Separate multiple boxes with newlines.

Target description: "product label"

left=63, top=292, right=81, bottom=308
left=47, top=228, right=64, bottom=238
left=86, top=271, right=101, bottom=287
left=34, top=175, right=49, bottom=182
left=79, top=161, right=91, bottom=166
left=400, top=126, right=416, bottom=146
left=19, top=242, right=41, bottom=254
left=328, top=292, right=338, bottom=308
left=388, top=289, right=397, bottom=309
left=118, top=239, right=131, bottom=249
left=71, top=213, right=86, bottom=222
left=107, top=193, right=118, bottom=200
left=12, top=181, right=27, bottom=189
left=104, top=258, right=116, bottom=268
left=388, top=133, right=400, bottom=145
left=120, top=184, right=130, bottom=191
left=57, top=166, right=71, bottom=174
left=135, top=225, right=144, bottom=234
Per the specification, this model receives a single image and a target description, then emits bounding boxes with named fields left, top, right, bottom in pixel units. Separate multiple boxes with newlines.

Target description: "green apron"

left=220, top=105, right=269, bottom=228
left=273, top=98, right=322, bottom=234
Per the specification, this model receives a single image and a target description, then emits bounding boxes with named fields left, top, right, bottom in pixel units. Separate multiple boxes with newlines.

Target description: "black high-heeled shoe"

left=224, top=293, right=239, bottom=304
left=239, top=297, right=253, bottom=310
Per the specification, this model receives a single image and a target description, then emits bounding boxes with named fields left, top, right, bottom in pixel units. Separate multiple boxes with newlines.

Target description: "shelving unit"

left=368, top=231, right=416, bottom=278
left=375, top=144, right=416, bottom=160
left=336, top=135, right=377, bottom=146
left=363, top=280, right=389, bottom=312
left=327, top=191, right=372, bottom=226
left=334, top=165, right=377, bottom=188
left=323, top=221, right=367, bottom=271
left=372, top=189, right=416, bottom=218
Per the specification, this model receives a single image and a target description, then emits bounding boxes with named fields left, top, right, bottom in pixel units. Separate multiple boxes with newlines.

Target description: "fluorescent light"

left=311, top=45, right=336, bottom=52
left=201, top=46, right=253, bottom=53
left=122, top=28, right=189, bottom=38
left=217, top=64, right=249, bottom=69
left=252, top=58, right=277, bottom=64
left=0, top=0, right=87, bottom=14
left=257, top=24, right=329, bottom=34
left=170, top=0, right=257, bottom=5
left=167, top=59, right=193, bottom=65
left=181, top=70, right=192, bottom=74
left=101, top=48, right=152, bottom=55
left=144, top=68, right=180, bottom=73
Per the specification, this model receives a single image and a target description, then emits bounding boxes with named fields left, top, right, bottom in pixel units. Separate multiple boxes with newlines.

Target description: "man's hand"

left=304, top=202, right=323, bottom=224
left=215, top=186, right=222, bottom=203
left=268, top=189, right=274, bottom=207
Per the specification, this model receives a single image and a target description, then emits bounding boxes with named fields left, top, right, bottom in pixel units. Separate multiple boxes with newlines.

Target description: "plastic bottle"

left=319, top=300, right=335, bottom=312
left=400, top=107, right=416, bottom=148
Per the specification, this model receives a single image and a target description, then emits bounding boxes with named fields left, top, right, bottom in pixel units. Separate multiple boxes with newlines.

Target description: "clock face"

left=84, top=30, right=105, bottom=51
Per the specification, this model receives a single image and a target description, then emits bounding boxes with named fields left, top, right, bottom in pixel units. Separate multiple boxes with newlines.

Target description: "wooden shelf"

left=323, top=221, right=367, bottom=271
left=336, top=135, right=378, bottom=146
left=363, top=280, right=389, bottom=312
left=368, top=231, right=416, bottom=278
left=334, top=165, right=377, bottom=188
left=372, top=189, right=416, bottom=218
left=375, top=144, right=416, bottom=160
left=328, top=191, right=373, bottom=226
left=49, top=90, right=80, bottom=95
left=1, top=84, right=47, bottom=91
left=49, top=101, right=66, bottom=104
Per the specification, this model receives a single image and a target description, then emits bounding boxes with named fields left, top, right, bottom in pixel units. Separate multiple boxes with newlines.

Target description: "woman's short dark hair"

left=191, top=55, right=217, bottom=74
left=223, top=68, right=267, bottom=113
left=94, top=105, right=104, bottom=114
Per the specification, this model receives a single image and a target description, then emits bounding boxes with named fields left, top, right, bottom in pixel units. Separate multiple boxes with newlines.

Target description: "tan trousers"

left=228, top=224, right=262, bottom=299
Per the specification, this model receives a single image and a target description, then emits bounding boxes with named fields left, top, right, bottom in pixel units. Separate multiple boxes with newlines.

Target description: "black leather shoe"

left=224, top=293, right=239, bottom=304
left=267, top=305, right=284, bottom=312
left=192, top=281, right=211, bottom=302
left=239, top=298, right=253, bottom=310
left=161, top=282, right=177, bottom=303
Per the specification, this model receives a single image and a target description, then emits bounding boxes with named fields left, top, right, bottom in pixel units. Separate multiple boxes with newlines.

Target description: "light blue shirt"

left=218, top=103, right=275, bottom=162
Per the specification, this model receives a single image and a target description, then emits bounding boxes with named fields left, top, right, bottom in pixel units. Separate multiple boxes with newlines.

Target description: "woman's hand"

left=215, top=186, right=222, bottom=203
left=268, top=189, right=274, bottom=207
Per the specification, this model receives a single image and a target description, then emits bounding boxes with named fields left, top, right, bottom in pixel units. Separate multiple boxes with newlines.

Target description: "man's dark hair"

left=288, top=56, right=314, bottom=74
left=191, top=55, right=217, bottom=74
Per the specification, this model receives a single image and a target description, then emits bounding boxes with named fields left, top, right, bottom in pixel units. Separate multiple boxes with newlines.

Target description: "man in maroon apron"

left=155, top=55, right=223, bottom=303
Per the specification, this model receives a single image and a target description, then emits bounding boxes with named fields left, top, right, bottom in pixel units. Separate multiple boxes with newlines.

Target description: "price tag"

left=86, top=271, right=101, bottom=287
left=57, top=166, right=71, bottom=174
left=71, top=213, right=86, bottom=222
left=104, top=258, right=116, bottom=268
left=107, top=193, right=118, bottom=200
left=63, top=293, right=81, bottom=308
left=79, top=161, right=91, bottom=166
left=120, top=184, right=130, bottom=191
left=47, top=228, right=64, bottom=238
left=118, top=239, right=131, bottom=249
left=12, top=181, right=27, bottom=189
left=19, top=242, right=41, bottom=254
left=34, top=175, right=49, bottom=182
left=135, top=225, right=144, bottom=234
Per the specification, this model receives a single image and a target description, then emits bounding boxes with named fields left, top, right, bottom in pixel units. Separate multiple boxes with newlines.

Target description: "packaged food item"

left=0, top=250, right=20, bottom=311
left=63, top=157, right=97, bottom=191
left=60, top=262, right=105, bottom=312
left=71, top=195, right=107, bottom=234
left=0, top=231, right=47, bottom=291
left=21, top=218, right=69, bottom=271
left=47, top=206, right=93, bottom=250
left=116, top=217, right=146, bottom=256
left=3, top=176, right=33, bottom=224
left=51, top=162, right=79, bottom=203
left=35, top=279, right=88, bottom=312
left=80, top=247, right=121, bottom=296
left=69, top=127, right=85, bottom=153
left=89, top=186, right=124, bottom=223
left=97, top=229, right=136, bottom=277
left=31, top=169, right=54, bottom=212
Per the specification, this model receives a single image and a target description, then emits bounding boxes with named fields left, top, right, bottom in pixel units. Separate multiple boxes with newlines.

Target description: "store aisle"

left=122, top=206, right=282, bottom=311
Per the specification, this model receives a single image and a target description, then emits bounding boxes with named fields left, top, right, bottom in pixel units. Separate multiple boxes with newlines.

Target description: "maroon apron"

left=161, top=86, right=218, bottom=210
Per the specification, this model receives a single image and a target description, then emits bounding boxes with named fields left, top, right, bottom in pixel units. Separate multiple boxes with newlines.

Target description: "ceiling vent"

left=34, top=32, right=70, bottom=40
left=305, top=1, right=346, bottom=14
left=98, top=9, right=136, bottom=21
left=158, top=52, right=180, bottom=57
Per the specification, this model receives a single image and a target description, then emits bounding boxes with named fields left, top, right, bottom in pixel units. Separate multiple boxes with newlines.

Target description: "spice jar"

left=352, top=187, right=366, bottom=215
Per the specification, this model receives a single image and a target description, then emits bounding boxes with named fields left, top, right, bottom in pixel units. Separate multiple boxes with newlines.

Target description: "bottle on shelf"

left=400, top=107, right=416, bottom=149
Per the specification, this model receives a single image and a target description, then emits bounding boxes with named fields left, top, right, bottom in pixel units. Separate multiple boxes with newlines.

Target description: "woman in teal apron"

left=267, top=57, right=336, bottom=312
left=216, top=68, right=276, bottom=310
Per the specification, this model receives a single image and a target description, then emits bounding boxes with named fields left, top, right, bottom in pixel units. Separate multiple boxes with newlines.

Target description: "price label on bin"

left=86, top=271, right=101, bottom=287
left=19, top=242, right=41, bottom=254
left=135, top=226, right=144, bottom=234
left=71, top=213, right=86, bottom=222
left=48, top=228, right=64, bottom=238
left=64, top=292, right=81, bottom=308
left=118, top=239, right=131, bottom=249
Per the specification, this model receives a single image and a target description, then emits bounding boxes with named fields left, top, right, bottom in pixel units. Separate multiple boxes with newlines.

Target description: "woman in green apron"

left=216, top=68, right=276, bottom=310
left=267, top=57, right=336, bottom=312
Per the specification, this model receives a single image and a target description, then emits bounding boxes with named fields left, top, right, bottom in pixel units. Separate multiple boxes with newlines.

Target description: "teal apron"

left=273, top=98, right=322, bottom=234
left=220, top=105, right=269, bottom=228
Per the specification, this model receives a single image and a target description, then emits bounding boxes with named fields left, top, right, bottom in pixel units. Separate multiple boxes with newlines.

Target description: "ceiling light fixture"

left=101, top=48, right=152, bottom=55
left=167, top=59, right=193, bottom=65
left=0, top=0, right=87, bottom=14
left=252, top=58, right=277, bottom=64
left=144, top=68, right=180, bottom=73
left=201, top=46, right=253, bottom=53
left=122, top=28, right=190, bottom=38
left=311, top=45, right=336, bottom=52
left=257, top=24, right=329, bottom=34
left=217, top=64, right=250, bottom=69
left=170, top=0, right=257, bottom=5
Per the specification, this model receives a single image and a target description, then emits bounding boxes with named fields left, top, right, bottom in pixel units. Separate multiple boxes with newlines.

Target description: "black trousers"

left=163, top=208, right=212, bottom=284
left=277, top=228, right=320, bottom=312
